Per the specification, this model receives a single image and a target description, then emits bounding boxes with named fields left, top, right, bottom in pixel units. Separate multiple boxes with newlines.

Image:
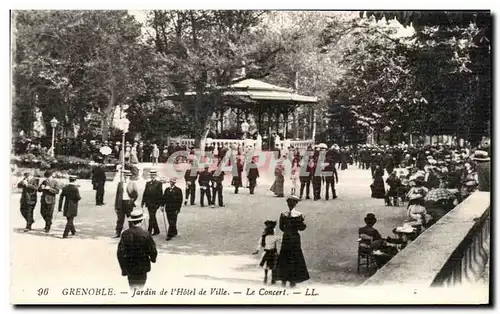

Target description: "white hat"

left=128, top=209, right=144, bottom=222
left=395, top=224, right=415, bottom=234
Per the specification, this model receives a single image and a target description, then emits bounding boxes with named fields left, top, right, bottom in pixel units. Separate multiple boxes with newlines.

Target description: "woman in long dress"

left=371, top=165, right=386, bottom=198
left=276, top=195, right=310, bottom=287
left=270, top=160, right=285, bottom=197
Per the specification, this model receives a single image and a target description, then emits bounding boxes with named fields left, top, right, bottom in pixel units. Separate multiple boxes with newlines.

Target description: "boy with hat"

left=17, top=172, right=39, bottom=231
left=38, top=170, right=60, bottom=233
left=162, top=177, right=183, bottom=241
left=114, top=170, right=139, bottom=238
left=117, top=209, right=157, bottom=289
left=58, top=175, right=81, bottom=238
left=141, top=169, right=163, bottom=235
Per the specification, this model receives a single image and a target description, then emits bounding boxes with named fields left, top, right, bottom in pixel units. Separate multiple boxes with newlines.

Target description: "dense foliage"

left=12, top=10, right=491, bottom=148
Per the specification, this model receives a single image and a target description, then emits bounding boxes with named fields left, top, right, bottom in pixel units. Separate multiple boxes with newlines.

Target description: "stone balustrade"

left=363, top=191, right=490, bottom=288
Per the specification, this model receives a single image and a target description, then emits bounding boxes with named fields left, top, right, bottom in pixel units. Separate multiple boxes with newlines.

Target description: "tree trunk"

left=101, top=85, right=117, bottom=142
left=194, top=120, right=211, bottom=153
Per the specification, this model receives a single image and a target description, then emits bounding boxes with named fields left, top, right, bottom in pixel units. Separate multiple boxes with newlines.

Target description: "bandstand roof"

left=167, top=78, right=318, bottom=106
left=225, top=79, right=318, bottom=103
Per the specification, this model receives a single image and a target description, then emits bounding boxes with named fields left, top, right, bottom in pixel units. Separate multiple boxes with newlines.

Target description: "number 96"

left=37, top=288, right=49, bottom=296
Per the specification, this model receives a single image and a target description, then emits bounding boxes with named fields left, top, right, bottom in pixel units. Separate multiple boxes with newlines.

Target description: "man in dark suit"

left=58, top=175, right=81, bottom=238
left=324, top=160, right=339, bottom=200
left=141, top=170, right=163, bottom=235
left=92, top=164, right=107, bottom=206
left=210, top=163, right=225, bottom=208
left=114, top=170, right=139, bottom=238
left=38, top=170, right=60, bottom=233
left=247, top=156, right=260, bottom=194
left=312, top=158, right=323, bottom=201
left=117, top=209, right=157, bottom=289
left=299, top=158, right=314, bottom=200
left=184, top=160, right=198, bottom=206
left=17, top=172, right=39, bottom=231
left=162, top=178, right=183, bottom=241
left=198, top=166, right=212, bottom=207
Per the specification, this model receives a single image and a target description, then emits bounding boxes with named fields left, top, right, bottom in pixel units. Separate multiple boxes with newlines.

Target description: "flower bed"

left=11, top=153, right=139, bottom=181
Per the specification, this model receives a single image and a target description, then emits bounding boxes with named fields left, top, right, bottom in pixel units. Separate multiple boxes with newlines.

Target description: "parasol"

left=318, top=143, right=328, bottom=149
left=424, top=188, right=455, bottom=203
left=100, top=146, right=112, bottom=155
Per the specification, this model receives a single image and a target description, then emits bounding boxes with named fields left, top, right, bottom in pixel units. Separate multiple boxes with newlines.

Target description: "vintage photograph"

left=9, top=9, right=491, bottom=305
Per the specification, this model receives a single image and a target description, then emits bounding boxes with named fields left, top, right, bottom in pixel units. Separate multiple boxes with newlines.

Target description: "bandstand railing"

left=363, top=191, right=490, bottom=288
left=167, top=137, right=315, bottom=152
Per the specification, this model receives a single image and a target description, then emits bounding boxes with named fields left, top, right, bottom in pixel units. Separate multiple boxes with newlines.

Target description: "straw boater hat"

left=472, top=150, right=490, bottom=162
left=69, top=175, right=78, bottom=182
left=149, top=169, right=157, bottom=175
left=409, top=193, right=425, bottom=201
left=128, top=209, right=144, bottom=222
left=465, top=179, right=478, bottom=187
left=123, top=170, right=132, bottom=176
left=169, top=177, right=177, bottom=183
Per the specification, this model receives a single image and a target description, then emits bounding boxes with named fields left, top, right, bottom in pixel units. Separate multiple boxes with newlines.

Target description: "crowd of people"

left=357, top=143, right=491, bottom=272
left=15, top=136, right=491, bottom=288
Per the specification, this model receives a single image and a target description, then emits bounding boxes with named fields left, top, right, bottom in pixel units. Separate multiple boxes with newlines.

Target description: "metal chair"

left=357, top=234, right=377, bottom=276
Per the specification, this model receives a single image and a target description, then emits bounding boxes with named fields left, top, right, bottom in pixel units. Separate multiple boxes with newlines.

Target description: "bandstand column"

left=284, top=110, right=289, bottom=138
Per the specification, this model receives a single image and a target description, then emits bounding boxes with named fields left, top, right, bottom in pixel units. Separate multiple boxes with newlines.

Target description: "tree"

left=148, top=10, right=290, bottom=150
left=365, top=11, right=492, bottom=145
left=12, top=10, right=150, bottom=141
left=322, top=17, right=426, bottom=145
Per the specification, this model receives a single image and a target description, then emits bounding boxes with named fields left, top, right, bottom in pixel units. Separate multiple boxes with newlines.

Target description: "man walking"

left=17, top=172, right=39, bottom=231
left=324, top=160, right=339, bottom=200
left=92, top=164, right=107, bottom=206
left=38, top=170, right=60, bottom=233
left=162, top=178, right=183, bottom=241
left=114, top=170, right=139, bottom=238
left=117, top=209, right=157, bottom=289
left=141, top=170, right=163, bottom=235
left=58, top=175, right=81, bottom=238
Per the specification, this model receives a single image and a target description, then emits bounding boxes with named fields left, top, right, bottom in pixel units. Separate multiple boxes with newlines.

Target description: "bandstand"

left=167, top=78, right=319, bottom=151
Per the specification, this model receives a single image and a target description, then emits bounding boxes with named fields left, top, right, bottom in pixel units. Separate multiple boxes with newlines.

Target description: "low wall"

left=363, top=191, right=490, bottom=288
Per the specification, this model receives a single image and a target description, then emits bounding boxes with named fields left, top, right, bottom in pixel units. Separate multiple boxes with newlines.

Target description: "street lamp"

left=117, top=117, right=130, bottom=181
left=241, top=120, right=249, bottom=139
left=50, top=117, right=58, bottom=157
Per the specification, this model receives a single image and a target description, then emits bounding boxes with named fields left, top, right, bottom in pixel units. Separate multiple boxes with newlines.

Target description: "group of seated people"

left=358, top=213, right=420, bottom=270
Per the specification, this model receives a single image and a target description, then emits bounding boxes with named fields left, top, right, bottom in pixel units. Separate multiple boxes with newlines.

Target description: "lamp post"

left=117, top=118, right=130, bottom=182
left=241, top=120, right=249, bottom=140
left=50, top=117, right=58, bottom=157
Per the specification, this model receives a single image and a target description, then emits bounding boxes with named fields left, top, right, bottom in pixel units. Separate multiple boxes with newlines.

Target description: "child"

left=252, top=220, right=280, bottom=284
